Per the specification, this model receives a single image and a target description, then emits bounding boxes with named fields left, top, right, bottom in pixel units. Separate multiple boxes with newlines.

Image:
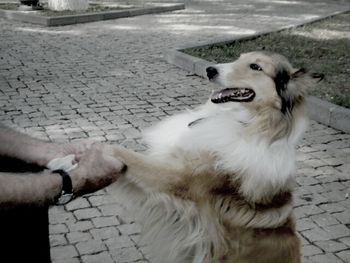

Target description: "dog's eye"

left=250, top=63, right=262, bottom=71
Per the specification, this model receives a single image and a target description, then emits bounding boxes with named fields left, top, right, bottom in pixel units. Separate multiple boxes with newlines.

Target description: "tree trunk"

left=48, top=0, right=89, bottom=11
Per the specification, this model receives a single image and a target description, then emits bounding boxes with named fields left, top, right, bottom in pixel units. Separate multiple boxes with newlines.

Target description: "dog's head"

left=206, top=51, right=324, bottom=142
left=206, top=51, right=323, bottom=115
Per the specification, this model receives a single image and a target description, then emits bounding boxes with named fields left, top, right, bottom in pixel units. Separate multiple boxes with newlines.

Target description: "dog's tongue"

left=211, top=88, right=255, bottom=104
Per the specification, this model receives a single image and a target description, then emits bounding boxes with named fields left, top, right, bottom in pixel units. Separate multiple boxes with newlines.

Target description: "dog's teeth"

left=211, top=87, right=255, bottom=104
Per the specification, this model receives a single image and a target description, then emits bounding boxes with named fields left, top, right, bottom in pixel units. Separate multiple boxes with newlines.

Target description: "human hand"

left=42, top=140, right=95, bottom=167
left=69, top=143, right=126, bottom=196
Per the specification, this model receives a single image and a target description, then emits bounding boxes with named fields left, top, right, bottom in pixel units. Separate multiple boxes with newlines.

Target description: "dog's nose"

left=206, top=66, right=218, bottom=80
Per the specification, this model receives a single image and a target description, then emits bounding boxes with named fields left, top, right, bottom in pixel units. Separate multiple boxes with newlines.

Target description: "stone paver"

left=0, top=0, right=349, bottom=262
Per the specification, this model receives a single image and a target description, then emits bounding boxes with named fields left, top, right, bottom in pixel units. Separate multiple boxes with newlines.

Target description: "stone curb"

left=0, top=3, right=185, bottom=26
left=307, top=96, right=350, bottom=134
left=165, top=10, right=350, bottom=134
left=166, top=49, right=350, bottom=134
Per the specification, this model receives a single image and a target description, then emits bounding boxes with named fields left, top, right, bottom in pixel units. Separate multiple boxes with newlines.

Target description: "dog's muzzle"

left=211, top=88, right=255, bottom=104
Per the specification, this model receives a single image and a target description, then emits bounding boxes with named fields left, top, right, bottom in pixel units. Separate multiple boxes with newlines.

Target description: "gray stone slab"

left=166, top=50, right=198, bottom=73
left=0, top=9, right=48, bottom=25
left=306, top=96, right=332, bottom=127
left=306, top=96, right=350, bottom=134
left=102, top=10, right=129, bottom=20
left=194, top=58, right=211, bottom=78
left=0, top=3, right=185, bottom=26
left=75, top=13, right=104, bottom=24
left=330, top=105, right=350, bottom=134
left=48, top=15, right=77, bottom=26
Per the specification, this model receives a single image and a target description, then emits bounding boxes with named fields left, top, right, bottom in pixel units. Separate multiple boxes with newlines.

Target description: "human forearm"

left=0, top=126, right=53, bottom=167
left=0, top=132, right=125, bottom=208
left=0, top=170, right=62, bottom=208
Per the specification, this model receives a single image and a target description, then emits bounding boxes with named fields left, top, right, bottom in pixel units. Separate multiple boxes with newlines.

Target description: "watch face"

left=57, top=193, right=74, bottom=205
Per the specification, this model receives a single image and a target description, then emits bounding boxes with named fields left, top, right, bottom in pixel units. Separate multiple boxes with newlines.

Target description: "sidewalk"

left=0, top=1, right=349, bottom=262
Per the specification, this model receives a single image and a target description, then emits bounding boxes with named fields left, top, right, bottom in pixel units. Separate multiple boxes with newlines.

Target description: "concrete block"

left=330, top=105, right=350, bottom=133
left=66, top=231, right=93, bottom=244
left=76, top=240, right=106, bottom=255
left=301, top=244, right=323, bottom=257
left=166, top=50, right=196, bottom=73
left=194, top=58, right=211, bottom=78
left=336, top=250, right=350, bottom=262
left=51, top=245, right=78, bottom=260
left=91, top=216, right=120, bottom=228
left=73, top=208, right=102, bottom=220
left=0, top=3, right=185, bottom=27
left=306, top=96, right=332, bottom=126
left=102, top=10, right=129, bottom=20
left=13, top=12, right=48, bottom=25
left=48, top=16, right=77, bottom=26
left=75, top=13, right=103, bottom=24
left=81, top=251, right=114, bottom=263
left=128, top=7, right=147, bottom=17
left=110, top=247, right=144, bottom=263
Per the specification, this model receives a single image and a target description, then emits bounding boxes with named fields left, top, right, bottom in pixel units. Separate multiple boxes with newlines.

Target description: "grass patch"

left=0, top=3, right=133, bottom=16
left=184, top=12, right=350, bottom=109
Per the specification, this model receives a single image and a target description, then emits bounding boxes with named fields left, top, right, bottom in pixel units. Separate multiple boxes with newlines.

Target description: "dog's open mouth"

left=211, top=88, right=255, bottom=104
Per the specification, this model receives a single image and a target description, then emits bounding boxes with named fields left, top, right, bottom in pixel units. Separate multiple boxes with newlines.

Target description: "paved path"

left=1, top=0, right=349, bottom=262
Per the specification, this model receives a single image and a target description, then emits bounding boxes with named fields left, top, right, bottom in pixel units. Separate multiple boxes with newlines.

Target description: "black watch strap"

left=52, top=169, right=74, bottom=205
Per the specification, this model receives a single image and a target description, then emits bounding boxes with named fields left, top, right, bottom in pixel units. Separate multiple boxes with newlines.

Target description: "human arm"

left=0, top=170, right=62, bottom=208
left=0, top=125, right=90, bottom=167
left=0, top=143, right=125, bottom=208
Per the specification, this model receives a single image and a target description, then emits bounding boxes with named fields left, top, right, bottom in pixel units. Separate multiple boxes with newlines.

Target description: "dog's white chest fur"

left=144, top=101, right=305, bottom=201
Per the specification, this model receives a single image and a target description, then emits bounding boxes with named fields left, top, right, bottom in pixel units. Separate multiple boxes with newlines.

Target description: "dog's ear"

left=274, top=69, right=291, bottom=114
left=275, top=69, right=290, bottom=92
left=292, top=68, right=325, bottom=83
left=275, top=67, right=324, bottom=114
left=292, top=68, right=307, bottom=78
left=310, top=72, right=325, bottom=82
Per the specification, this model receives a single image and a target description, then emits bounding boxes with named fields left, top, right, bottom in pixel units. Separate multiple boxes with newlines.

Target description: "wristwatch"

left=53, top=169, right=74, bottom=205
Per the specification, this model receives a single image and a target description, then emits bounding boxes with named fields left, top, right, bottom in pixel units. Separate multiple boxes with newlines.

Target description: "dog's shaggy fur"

left=110, top=51, right=323, bottom=263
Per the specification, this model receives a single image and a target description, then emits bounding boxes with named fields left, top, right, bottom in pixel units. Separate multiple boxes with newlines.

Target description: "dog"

left=109, top=51, right=323, bottom=263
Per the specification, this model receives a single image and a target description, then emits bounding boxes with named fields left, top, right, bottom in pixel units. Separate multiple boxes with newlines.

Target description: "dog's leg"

left=110, top=146, right=184, bottom=192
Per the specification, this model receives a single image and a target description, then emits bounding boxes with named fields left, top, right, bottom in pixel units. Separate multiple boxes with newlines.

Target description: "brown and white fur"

left=109, top=51, right=323, bottom=263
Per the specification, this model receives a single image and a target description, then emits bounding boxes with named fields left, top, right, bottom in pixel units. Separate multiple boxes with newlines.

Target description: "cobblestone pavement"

left=1, top=0, right=350, bottom=262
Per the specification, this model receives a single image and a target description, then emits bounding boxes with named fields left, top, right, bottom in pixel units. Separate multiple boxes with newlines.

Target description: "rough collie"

left=109, top=51, right=323, bottom=263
